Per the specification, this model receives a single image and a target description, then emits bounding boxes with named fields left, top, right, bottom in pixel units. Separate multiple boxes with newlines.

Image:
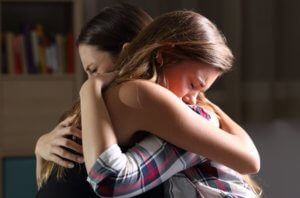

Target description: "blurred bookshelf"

left=0, top=0, right=83, bottom=197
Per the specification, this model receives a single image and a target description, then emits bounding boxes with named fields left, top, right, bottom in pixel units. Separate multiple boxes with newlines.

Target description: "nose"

left=182, top=92, right=198, bottom=105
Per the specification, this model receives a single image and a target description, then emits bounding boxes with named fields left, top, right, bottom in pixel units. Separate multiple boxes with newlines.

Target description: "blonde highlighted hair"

left=113, top=10, right=233, bottom=85
left=198, top=93, right=262, bottom=197
left=38, top=9, right=262, bottom=197
left=111, top=10, right=262, bottom=197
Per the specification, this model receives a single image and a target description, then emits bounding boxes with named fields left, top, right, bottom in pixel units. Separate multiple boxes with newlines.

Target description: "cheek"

left=163, top=66, right=190, bottom=97
left=166, top=75, right=189, bottom=97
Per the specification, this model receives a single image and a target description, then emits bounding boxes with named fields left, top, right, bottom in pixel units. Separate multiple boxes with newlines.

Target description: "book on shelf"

left=1, top=33, right=8, bottom=74
left=31, top=29, right=39, bottom=73
left=56, top=33, right=67, bottom=74
left=36, top=24, right=48, bottom=74
left=67, top=32, right=75, bottom=74
left=23, top=25, right=36, bottom=74
left=1, top=24, right=75, bottom=75
left=12, top=34, right=24, bottom=74
left=5, top=32, right=15, bottom=74
left=19, top=34, right=28, bottom=74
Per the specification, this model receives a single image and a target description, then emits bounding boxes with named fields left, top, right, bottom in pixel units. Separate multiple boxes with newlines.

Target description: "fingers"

left=52, top=146, right=84, bottom=165
left=60, top=114, right=77, bottom=127
left=56, top=138, right=83, bottom=154
left=61, top=126, right=82, bottom=139
left=49, top=154, right=75, bottom=168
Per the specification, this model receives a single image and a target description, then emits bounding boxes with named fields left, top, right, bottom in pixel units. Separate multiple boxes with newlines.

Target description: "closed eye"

left=191, top=80, right=201, bottom=90
left=198, top=78, right=206, bottom=89
left=190, top=83, right=195, bottom=89
left=191, top=77, right=206, bottom=91
left=90, top=69, right=97, bottom=74
left=86, top=67, right=97, bottom=75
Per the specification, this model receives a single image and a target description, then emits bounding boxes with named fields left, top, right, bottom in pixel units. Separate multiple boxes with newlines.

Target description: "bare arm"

left=109, top=80, right=260, bottom=174
left=80, top=78, right=205, bottom=196
left=80, top=75, right=118, bottom=172
left=80, top=77, right=259, bottom=197
left=81, top=78, right=259, bottom=175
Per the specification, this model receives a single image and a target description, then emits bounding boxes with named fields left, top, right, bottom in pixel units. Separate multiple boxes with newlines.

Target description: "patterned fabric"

left=87, top=106, right=256, bottom=198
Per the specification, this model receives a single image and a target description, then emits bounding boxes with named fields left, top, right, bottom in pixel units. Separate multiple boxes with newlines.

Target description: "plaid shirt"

left=87, top=106, right=256, bottom=198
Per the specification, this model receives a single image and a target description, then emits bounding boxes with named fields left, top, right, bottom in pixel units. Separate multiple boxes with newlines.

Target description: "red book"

left=66, top=32, right=75, bottom=74
left=12, top=34, right=23, bottom=74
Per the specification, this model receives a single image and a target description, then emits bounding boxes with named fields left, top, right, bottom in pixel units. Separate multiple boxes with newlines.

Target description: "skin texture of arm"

left=81, top=79, right=208, bottom=197
left=80, top=78, right=260, bottom=197
left=80, top=78, right=260, bottom=174
left=87, top=106, right=217, bottom=198
left=80, top=78, right=118, bottom=172
left=104, top=79, right=260, bottom=175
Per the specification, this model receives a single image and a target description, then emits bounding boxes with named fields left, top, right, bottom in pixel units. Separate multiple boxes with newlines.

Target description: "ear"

left=156, top=51, right=163, bottom=65
left=122, top=42, right=130, bottom=51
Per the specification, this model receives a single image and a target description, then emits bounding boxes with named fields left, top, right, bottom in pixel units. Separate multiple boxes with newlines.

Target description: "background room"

left=0, top=0, right=299, bottom=197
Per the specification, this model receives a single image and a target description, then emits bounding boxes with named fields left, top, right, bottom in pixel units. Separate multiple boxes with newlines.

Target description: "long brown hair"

left=111, top=10, right=262, bottom=197
left=114, top=10, right=233, bottom=85
left=37, top=3, right=152, bottom=189
left=197, top=94, right=262, bottom=197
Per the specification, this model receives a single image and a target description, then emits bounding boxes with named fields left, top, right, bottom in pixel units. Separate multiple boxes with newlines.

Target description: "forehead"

left=180, top=60, right=221, bottom=76
left=78, top=44, right=114, bottom=71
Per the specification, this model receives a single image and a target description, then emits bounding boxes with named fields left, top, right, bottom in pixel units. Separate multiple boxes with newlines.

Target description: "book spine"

left=66, top=32, right=75, bottom=74
left=51, top=44, right=58, bottom=73
left=19, top=35, right=28, bottom=74
left=12, top=34, right=23, bottom=74
left=36, top=24, right=48, bottom=74
left=1, top=33, right=8, bottom=74
left=5, top=32, right=15, bottom=74
left=23, top=25, right=36, bottom=74
left=31, top=30, right=40, bottom=73
left=56, top=34, right=67, bottom=74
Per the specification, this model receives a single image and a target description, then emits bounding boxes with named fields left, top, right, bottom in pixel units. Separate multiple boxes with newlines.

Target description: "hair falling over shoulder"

left=37, top=2, right=152, bottom=189
left=244, top=175, right=263, bottom=197
left=111, top=10, right=262, bottom=197
left=37, top=100, right=81, bottom=189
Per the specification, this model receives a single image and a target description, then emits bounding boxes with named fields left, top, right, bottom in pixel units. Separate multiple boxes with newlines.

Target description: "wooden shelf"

left=0, top=0, right=83, bottom=197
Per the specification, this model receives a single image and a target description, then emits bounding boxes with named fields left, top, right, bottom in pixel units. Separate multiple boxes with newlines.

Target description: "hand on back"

left=35, top=115, right=84, bottom=168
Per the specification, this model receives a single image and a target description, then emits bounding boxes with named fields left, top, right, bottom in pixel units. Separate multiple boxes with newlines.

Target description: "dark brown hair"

left=38, top=3, right=153, bottom=188
left=76, top=3, right=152, bottom=56
left=111, top=10, right=262, bottom=197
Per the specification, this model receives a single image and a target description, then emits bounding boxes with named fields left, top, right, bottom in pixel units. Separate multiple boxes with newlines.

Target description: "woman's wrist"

left=80, top=79, right=103, bottom=99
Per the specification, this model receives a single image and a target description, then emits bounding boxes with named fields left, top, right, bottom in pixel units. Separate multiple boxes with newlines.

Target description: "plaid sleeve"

left=87, top=105, right=212, bottom=198
left=87, top=135, right=206, bottom=198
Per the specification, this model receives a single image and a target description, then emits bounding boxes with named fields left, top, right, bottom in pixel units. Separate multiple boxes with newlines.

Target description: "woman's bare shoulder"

left=106, top=79, right=177, bottom=108
left=113, top=79, right=166, bottom=94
